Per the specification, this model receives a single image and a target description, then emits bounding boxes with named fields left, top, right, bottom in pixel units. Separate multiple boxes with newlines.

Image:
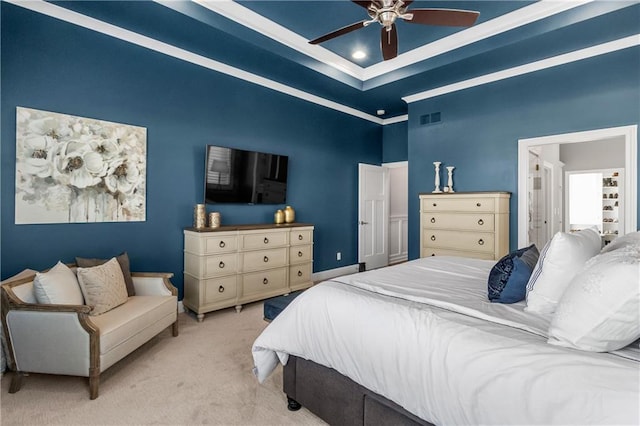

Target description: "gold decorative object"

left=284, top=205, right=295, bottom=223
left=208, top=212, right=221, bottom=228
left=274, top=209, right=284, bottom=224
left=193, top=204, right=206, bottom=228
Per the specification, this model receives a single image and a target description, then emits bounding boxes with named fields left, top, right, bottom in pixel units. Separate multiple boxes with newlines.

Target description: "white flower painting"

left=15, top=107, right=147, bottom=224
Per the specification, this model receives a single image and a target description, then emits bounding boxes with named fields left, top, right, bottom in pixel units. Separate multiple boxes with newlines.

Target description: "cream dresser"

left=183, top=223, right=314, bottom=321
left=420, top=192, right=510, bottom=260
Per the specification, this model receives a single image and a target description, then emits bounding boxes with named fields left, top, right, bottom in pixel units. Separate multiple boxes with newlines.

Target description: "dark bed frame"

left=283, top=355, right=435, bottom=426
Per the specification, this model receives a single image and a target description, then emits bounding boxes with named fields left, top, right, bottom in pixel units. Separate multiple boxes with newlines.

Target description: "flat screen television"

left=205, top=145, right=288, bottom=204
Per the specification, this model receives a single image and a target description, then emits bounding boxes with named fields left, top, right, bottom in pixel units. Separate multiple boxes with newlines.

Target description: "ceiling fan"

left=308, top=0, right=480, bottom=61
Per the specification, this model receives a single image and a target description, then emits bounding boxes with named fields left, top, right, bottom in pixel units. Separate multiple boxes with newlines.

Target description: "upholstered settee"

left=0, top=262, right=178, bottom=400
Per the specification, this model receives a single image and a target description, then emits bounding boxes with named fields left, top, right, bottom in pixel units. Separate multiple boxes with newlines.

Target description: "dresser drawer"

left=422, top=197, right=496, bottom=213
left=422, top=212, right=495, bottom=232
left=184, top=252, right=238, bottom=278
left=241, top=247, right=288, bottom=271
left=184, top=232, right=237, bottom=255
left=203, top=275, right=237, bottom=304
left=241, top=267, right=287, bottom=296
left=290, top=229, right=313, bottom=245
left=422, top=248, right=495, bottom=260
left=289, top=263, right=312, bottom=286
left=423, top=229, right=495, bottom=253
left=240, top=230, right=288, bottom=250
left=289, top=245, right=312, bottom=264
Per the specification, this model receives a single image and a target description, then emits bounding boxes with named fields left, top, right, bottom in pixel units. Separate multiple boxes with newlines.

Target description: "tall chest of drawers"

left=183, top=223, right=314, bottom=321
left=419, top=192, right=510, bottom=260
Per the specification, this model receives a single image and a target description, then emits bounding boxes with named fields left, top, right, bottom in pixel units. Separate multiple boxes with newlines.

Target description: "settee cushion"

left=77, top=258, right=129, bottom=316
left=76, top=252, right=135, bottom=296
left=33, top=261, right=84, bottom=305
left=90, top=295, right=177, bottom=356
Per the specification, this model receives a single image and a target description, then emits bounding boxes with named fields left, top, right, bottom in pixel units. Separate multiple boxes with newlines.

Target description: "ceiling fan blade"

left=381, top=24, right=398, bottom=61
left=404, top=9, right=480, bottom=27
left=351, top=0, right=381, bottom=8
left=309, top=20, right=368, bottom=45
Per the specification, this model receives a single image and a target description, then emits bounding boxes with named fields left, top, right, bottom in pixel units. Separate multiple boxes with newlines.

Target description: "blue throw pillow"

left=488, top=244, right=539, bottom=304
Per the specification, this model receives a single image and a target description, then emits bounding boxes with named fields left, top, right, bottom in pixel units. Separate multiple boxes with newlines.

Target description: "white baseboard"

left=312, top=264, right=360, bottom=282
left=178, top=300, right=185, bottom=313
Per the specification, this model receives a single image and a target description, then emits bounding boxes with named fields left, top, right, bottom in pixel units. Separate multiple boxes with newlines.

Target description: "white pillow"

left=33, top=261, right=84, bottom=305
left=525, top=228, right=601, bottom=314
left=548, top=247, right=640, bottom=352
left=600, top=231, right=640, bottom=254
left=76, top=257, right=128, bottom=316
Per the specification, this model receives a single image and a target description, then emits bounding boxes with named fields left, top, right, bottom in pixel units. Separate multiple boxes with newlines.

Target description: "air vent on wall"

left=420, top=112, right=442, bottom=126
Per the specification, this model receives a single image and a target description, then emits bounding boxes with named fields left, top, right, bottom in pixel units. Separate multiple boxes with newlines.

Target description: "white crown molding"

left=382, top=115, right=408, bottom=125
left=191, top=0, right=366, bottom=81
left=6, top=0, right=383, bottom=124
left=6, top=0, right=635, bottom=128
left=186, top=0, right=591, bottom=85
left=402, top=34, right=640, bottom=104
left=363, top=0, right=592, bottom=81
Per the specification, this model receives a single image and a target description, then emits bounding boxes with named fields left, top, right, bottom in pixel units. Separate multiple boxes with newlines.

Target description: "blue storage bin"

left=263, top=291, right=303, bottom=321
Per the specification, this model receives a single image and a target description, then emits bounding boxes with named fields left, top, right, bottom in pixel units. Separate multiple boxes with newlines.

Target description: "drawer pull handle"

left=478, top=239, right=485, bottom=246
left=219, top=241, right=226, bottom=248
left=298, top=251, right=303, bottom=257
left=478, top=219, right=484, bottom=226
left=263, top=278, right=269, bottom=285
left=433, top=203, right=437, bottom=207
left=298, top=234, right=303, bottom=241
left=476, top=203, right=482, bottom=207
left=219, top=261, right=225, bottom=269
left=297, top=270, right=303, bottom=277
left=264, top=237, right=269, bottom=244
left=430, top=235, right=436, bottom=241
left=218, top=285, right=225, bottom=293
left=430, top=217, right=436, bottom=223
left=263, top=256, right=269, bottom=263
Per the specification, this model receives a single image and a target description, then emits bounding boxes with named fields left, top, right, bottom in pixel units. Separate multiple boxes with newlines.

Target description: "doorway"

left=518, top=125, right=637, bottom=248
left=528, top=149, right=554, bottom=249
left=358, top=163, right=389, bottom=270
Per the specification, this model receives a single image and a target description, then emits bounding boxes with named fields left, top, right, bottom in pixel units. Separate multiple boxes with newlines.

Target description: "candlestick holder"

left=446, top=166, right=455, bottom=193
left=432, top=162, right=443, bottom=193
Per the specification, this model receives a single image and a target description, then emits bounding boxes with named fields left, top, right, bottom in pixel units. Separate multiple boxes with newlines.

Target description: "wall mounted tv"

left=205, top=145, right=288, bottom=204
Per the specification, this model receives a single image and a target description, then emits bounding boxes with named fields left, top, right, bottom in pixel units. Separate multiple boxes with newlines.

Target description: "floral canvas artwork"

left=15, top=107, right=147, bottom=224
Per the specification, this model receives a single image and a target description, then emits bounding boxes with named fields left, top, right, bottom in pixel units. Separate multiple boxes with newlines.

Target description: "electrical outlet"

left=336, top=252, right=341, bottom=261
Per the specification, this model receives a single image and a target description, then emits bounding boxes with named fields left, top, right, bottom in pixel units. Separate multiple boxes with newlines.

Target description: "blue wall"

left=382, top=121, right=408, bottom=163
left=0, top=4, right=382, bottom=296
left=407, top=48, right=640, bottom=259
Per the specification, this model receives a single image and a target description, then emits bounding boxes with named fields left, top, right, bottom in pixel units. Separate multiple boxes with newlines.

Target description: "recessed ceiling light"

left=352, top=50, right=366, bottom=60
left=377, top=109, right=386, bottom=116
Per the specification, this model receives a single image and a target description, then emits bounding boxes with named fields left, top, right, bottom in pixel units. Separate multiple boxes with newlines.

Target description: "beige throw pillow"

left=75, top=252, right=136, bottom=297
left=77, top=257, right=129, bottom=316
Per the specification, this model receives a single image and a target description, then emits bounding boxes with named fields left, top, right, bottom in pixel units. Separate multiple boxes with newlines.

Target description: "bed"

left=252, top=231, right=640, bottom=425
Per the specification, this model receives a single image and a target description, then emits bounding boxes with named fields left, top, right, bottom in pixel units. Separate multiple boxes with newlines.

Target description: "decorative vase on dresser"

left=183, top=223, right=314, bottom=321
left=419, top=192, right=510, bottom=260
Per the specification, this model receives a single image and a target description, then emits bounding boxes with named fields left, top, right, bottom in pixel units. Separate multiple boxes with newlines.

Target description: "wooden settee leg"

left=89, top=370, right=100, bottom=400
left=287, top=396, right=301, bottom=411
left=172, top=320, right=179, bottom=337
left=9, top=372, right=25, bottom=393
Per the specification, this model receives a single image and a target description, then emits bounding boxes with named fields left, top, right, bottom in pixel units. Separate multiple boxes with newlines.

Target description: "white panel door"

left=358, top=163, right=389, bottom=270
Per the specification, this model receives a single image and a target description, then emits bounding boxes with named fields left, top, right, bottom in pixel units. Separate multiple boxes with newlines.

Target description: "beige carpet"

left=0, top=302, right=326, bottom=425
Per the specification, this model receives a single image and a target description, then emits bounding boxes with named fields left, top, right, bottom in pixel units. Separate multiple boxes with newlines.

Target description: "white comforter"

left=252, top=257, right=640, bottom=425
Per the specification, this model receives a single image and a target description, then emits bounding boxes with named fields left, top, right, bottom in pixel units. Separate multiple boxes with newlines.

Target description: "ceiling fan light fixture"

left=352, top=50, right=367, bottom=60
left=309, top=0, right=480, bottom=61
